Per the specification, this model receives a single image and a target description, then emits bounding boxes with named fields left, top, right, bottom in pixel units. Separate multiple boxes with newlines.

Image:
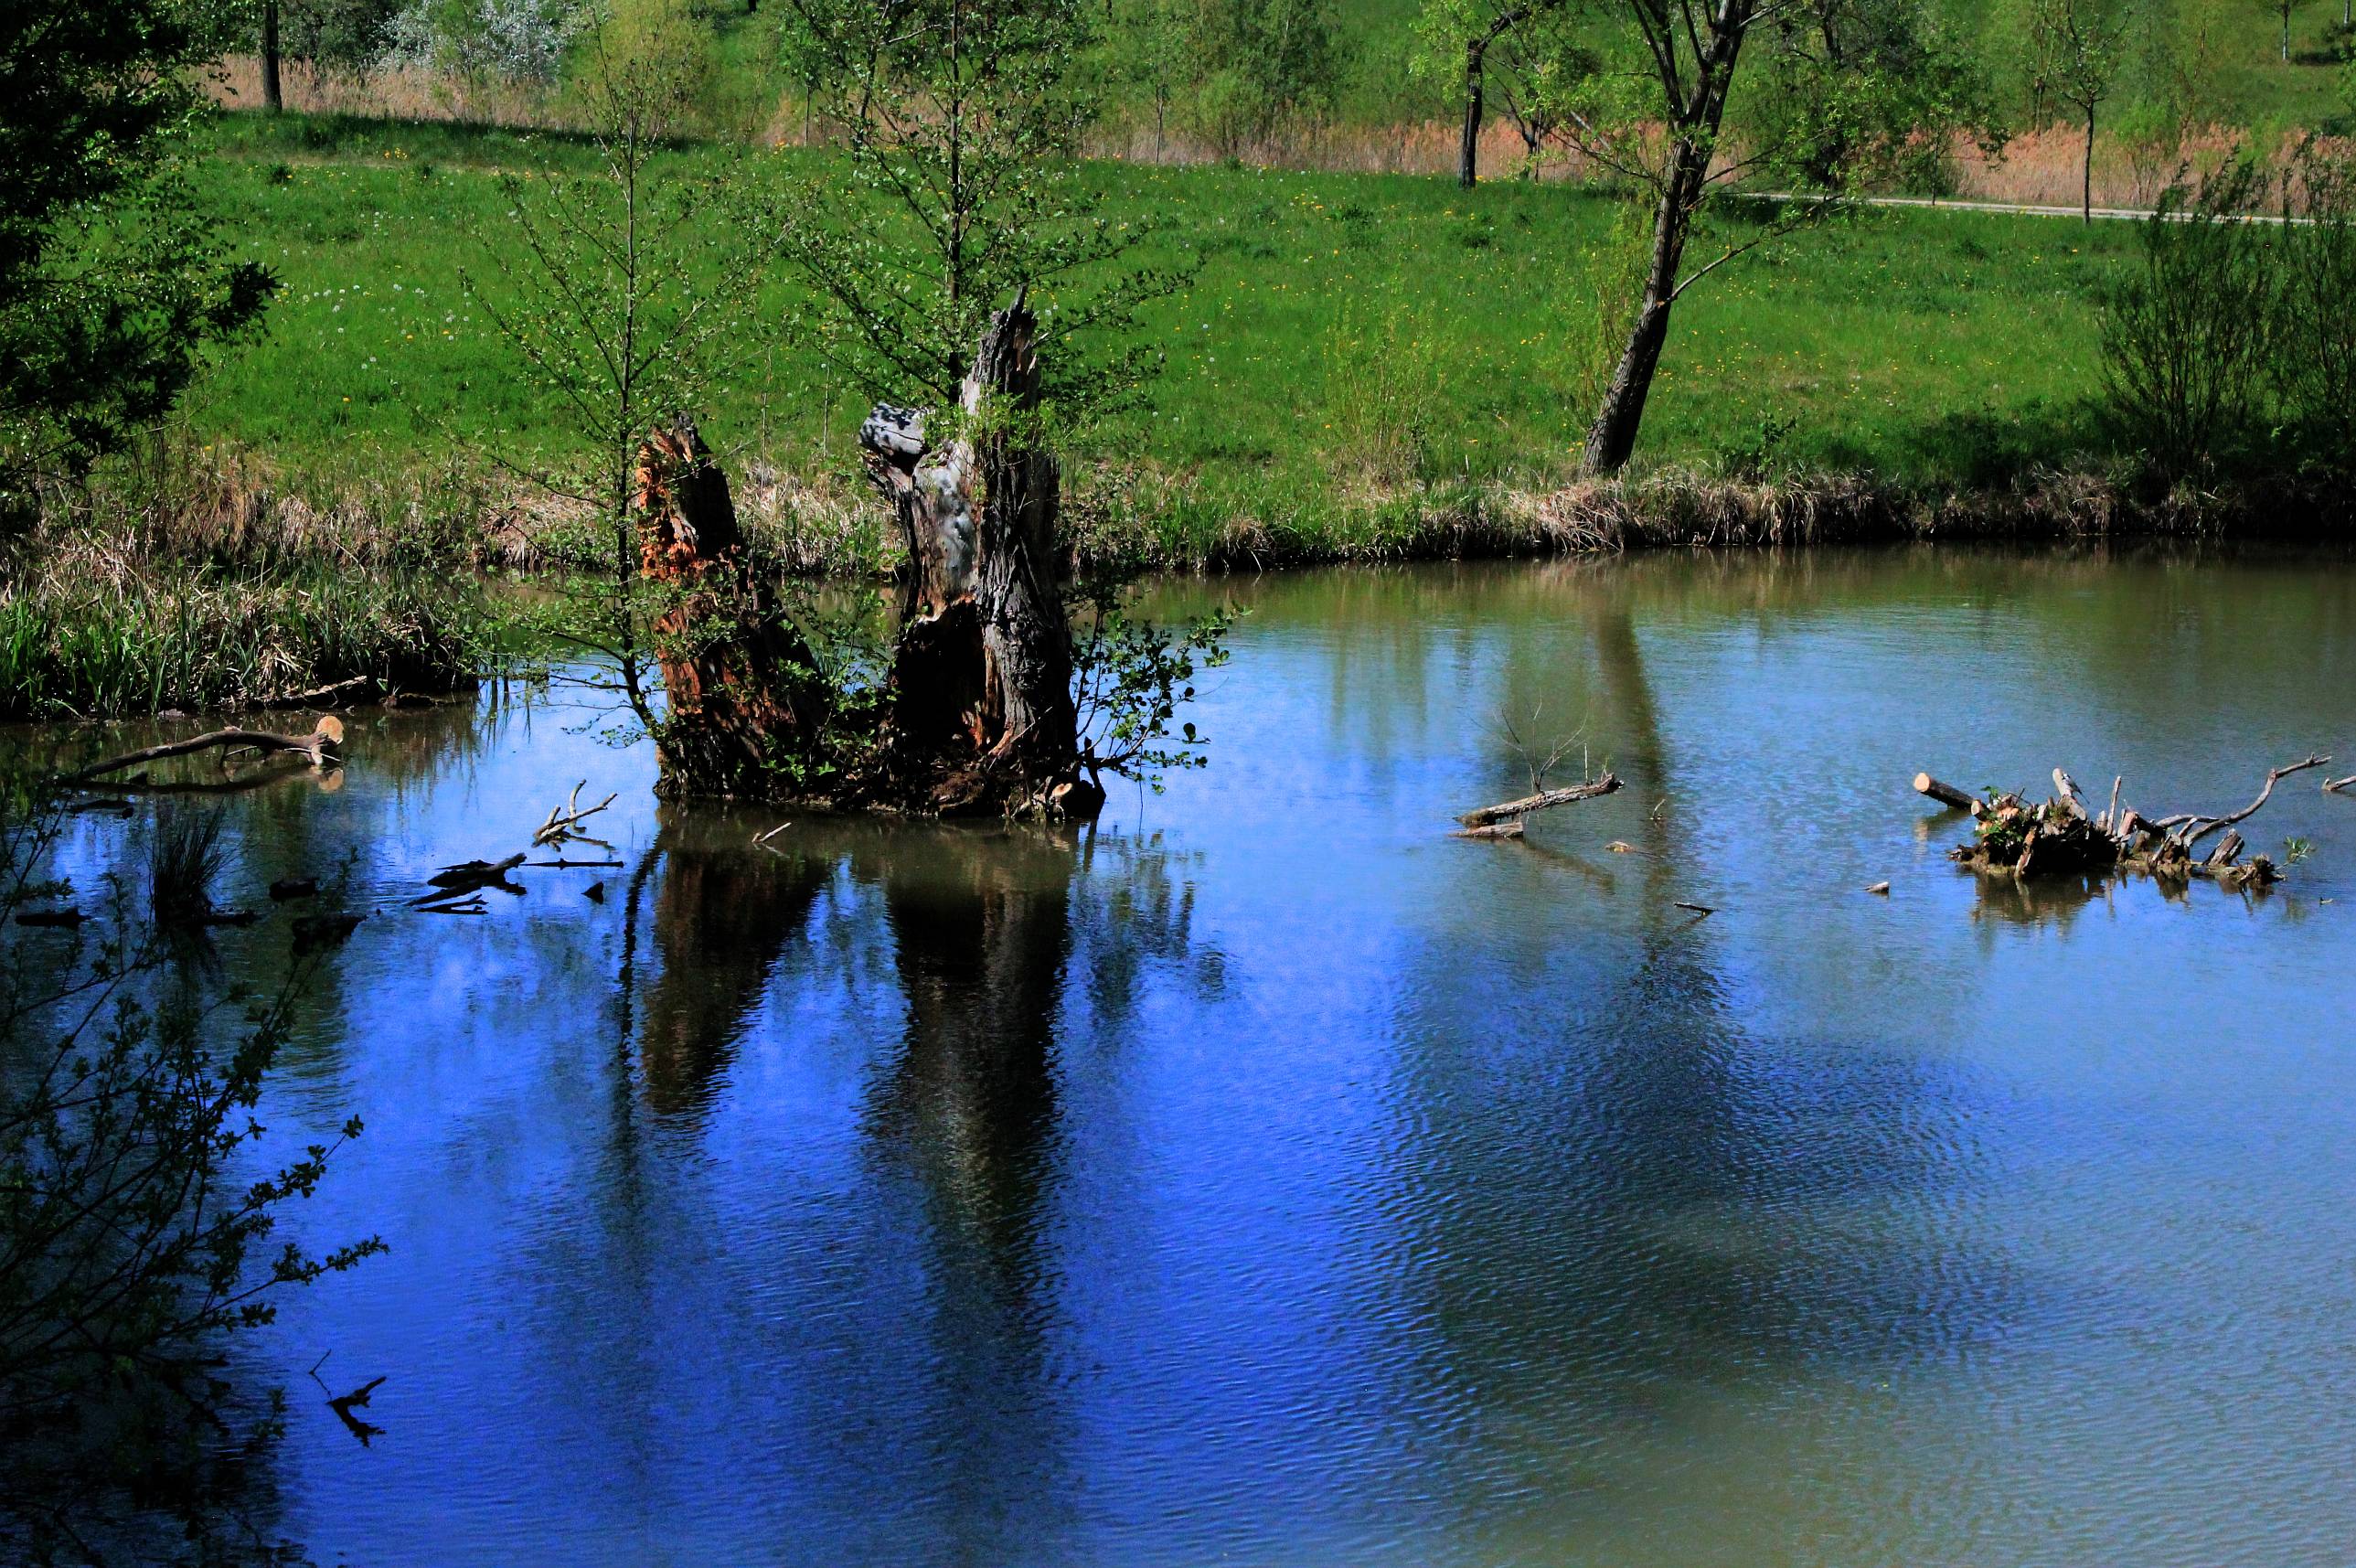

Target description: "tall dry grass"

left=209, top=56, right=576, bottom=131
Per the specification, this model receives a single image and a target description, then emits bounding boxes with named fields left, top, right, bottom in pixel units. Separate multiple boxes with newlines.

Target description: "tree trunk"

left=859, top=291, right=1093, bottom=818
left=1578, top=5, right=1747, bottom=477
left=1581, top=138, right=1708, bottom=475
left=261, top=0, right=283, bottom=113
left=2083, top=105, right=2095, bottom=225
left=634, top=415, right=827, bottom=798
left=1459, top=37, right=1487, bottom=190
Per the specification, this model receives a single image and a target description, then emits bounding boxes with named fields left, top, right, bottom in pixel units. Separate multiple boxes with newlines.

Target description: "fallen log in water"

left=59, top=717, right=344, bottom=786
left=1912, top=773, right=1981, bottom=815
left=1456, top=771, right=1623, bottom=829
left=1924, top=754, right=2329, bottom=891
left=2326, top=773, right=2355, bottom=795
left=1451, top=820, right=1526, bottom=840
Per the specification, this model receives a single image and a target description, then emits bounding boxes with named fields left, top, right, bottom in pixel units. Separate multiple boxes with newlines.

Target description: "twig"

left=533, top=780, right=617, bottom=848
left=2179, top=755, right=2330, bottom=849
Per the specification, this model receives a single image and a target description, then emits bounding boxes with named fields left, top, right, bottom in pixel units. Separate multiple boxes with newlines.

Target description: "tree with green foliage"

left=776, top=0, right=1189, bottom=421
left=2030, top=0, right=2131, bottom=222
left=1412, top=0, right=1596, bottom=187
left=2264, top=0, right=2311, bottom=60
left=256, top=0, right=408, bottom=110
left=1543, top=0, right=1999, bottom=474
left=465, top=0, right=781, bottom=746
left=1188, top=0, right=1349, bottom=155
left=1105, top=0, right=1199, bottom=160
left=0, top=1, right=275, bottom=524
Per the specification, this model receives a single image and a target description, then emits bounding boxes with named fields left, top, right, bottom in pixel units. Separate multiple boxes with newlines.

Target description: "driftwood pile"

left=1918, top=756, right=2331, bottom=892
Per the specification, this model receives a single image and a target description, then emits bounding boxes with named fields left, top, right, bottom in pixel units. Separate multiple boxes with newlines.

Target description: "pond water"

left=12, top=547, right=2356, bottom=1567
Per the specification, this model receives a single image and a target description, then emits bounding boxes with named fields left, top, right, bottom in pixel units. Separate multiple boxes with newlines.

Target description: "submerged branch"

left=1456, top=772, right=1624, bottom=829
left=58, top=719, right=345, bottom=787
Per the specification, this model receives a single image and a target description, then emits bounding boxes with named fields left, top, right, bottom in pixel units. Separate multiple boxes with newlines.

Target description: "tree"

left=0, top=1, right=275, bottom=523
left=263, top=0, right=283, bottom=109
left=2031, top=0, right=2130, bottom=223
left=776, top=0, right=1187, bottom=421
left=2265, top=0, right=2311, bottom=60
left=765, top=0, right=1222, bottom=817
left=464, top=0, right=794, bottom=770
left=1545, top=0, right=1999, bottom=473
left=1106, top=0, right=1197, bottom=161
left=257, top=1, right=406, bottom=110
left=1413, top=0, right=1577, bottom=188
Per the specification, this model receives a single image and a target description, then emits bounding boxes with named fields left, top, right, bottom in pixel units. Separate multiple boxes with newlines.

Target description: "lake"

left=12, top=546, right=2356, bottom=1566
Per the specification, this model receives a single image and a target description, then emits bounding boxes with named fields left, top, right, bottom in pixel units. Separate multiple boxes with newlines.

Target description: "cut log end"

left=1913, top=773, right=1981, bottom=816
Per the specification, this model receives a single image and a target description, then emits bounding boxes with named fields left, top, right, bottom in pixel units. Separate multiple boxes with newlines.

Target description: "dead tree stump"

left=636, top=415, right=826, bottom=798
left=859, top=290, right=1095, bottom=818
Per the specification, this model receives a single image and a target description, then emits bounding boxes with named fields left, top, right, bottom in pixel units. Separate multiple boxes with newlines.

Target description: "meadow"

left=188, top=110, right=2137, bottom=569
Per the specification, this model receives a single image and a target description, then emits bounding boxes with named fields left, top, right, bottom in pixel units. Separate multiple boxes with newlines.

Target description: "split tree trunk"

left=635, top=415, right=826, bottom=798
left=859, top=290, right=1096, bottom=818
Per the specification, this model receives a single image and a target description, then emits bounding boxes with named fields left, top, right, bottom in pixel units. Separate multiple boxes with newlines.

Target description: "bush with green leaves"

left=0, top=1, right=276, bottom=521
left=2272, top=141, right=2356, bottom=470
left=1, top=806, right=381, bottom=1563
left=2099, top=159, right=2278, bottom=477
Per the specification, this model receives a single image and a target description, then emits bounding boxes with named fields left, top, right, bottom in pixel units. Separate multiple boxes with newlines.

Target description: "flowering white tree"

left=382, top=0, right=601, bottom=80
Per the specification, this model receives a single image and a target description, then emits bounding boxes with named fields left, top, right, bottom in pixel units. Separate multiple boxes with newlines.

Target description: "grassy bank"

left=0, top=517, right=496, bottom=721
left=15, top=106, right=2342, bottom=721
left=188, top=112, right=2131, bottom=544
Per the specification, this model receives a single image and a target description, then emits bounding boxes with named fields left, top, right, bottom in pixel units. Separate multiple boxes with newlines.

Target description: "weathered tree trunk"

left=261, top=1, right=283, bottom=113
left=635, top=415, right=827, bottom=798
left=1456, top=771, right=1622, bottom=828
left=860, top=291, right=1097, bottom=818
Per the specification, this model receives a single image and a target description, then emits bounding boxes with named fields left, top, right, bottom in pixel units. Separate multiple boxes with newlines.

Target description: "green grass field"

left=190, top=109, right=2137, bottom=555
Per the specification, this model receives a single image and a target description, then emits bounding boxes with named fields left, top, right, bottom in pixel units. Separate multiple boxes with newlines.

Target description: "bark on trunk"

left=1459, top=38, right=1487, bottom=190
left=859, top=290, right=1093, bottom=818
left=635, top=415, right=827, bottom=798
left=1582, top=139, right=1707, bottom=475
left=2082, top=106, right=2095, bottom=225
left=261, top=1, right=283, bottom=113
left=1578, top=13, right=1746, bottom=476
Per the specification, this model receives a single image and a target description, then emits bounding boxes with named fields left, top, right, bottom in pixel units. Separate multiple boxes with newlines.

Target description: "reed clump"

left=0, top=538, right=493, bottom=720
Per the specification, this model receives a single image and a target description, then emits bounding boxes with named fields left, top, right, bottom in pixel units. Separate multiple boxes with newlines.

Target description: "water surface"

left=13, top=547, right=2356, bottom=1567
